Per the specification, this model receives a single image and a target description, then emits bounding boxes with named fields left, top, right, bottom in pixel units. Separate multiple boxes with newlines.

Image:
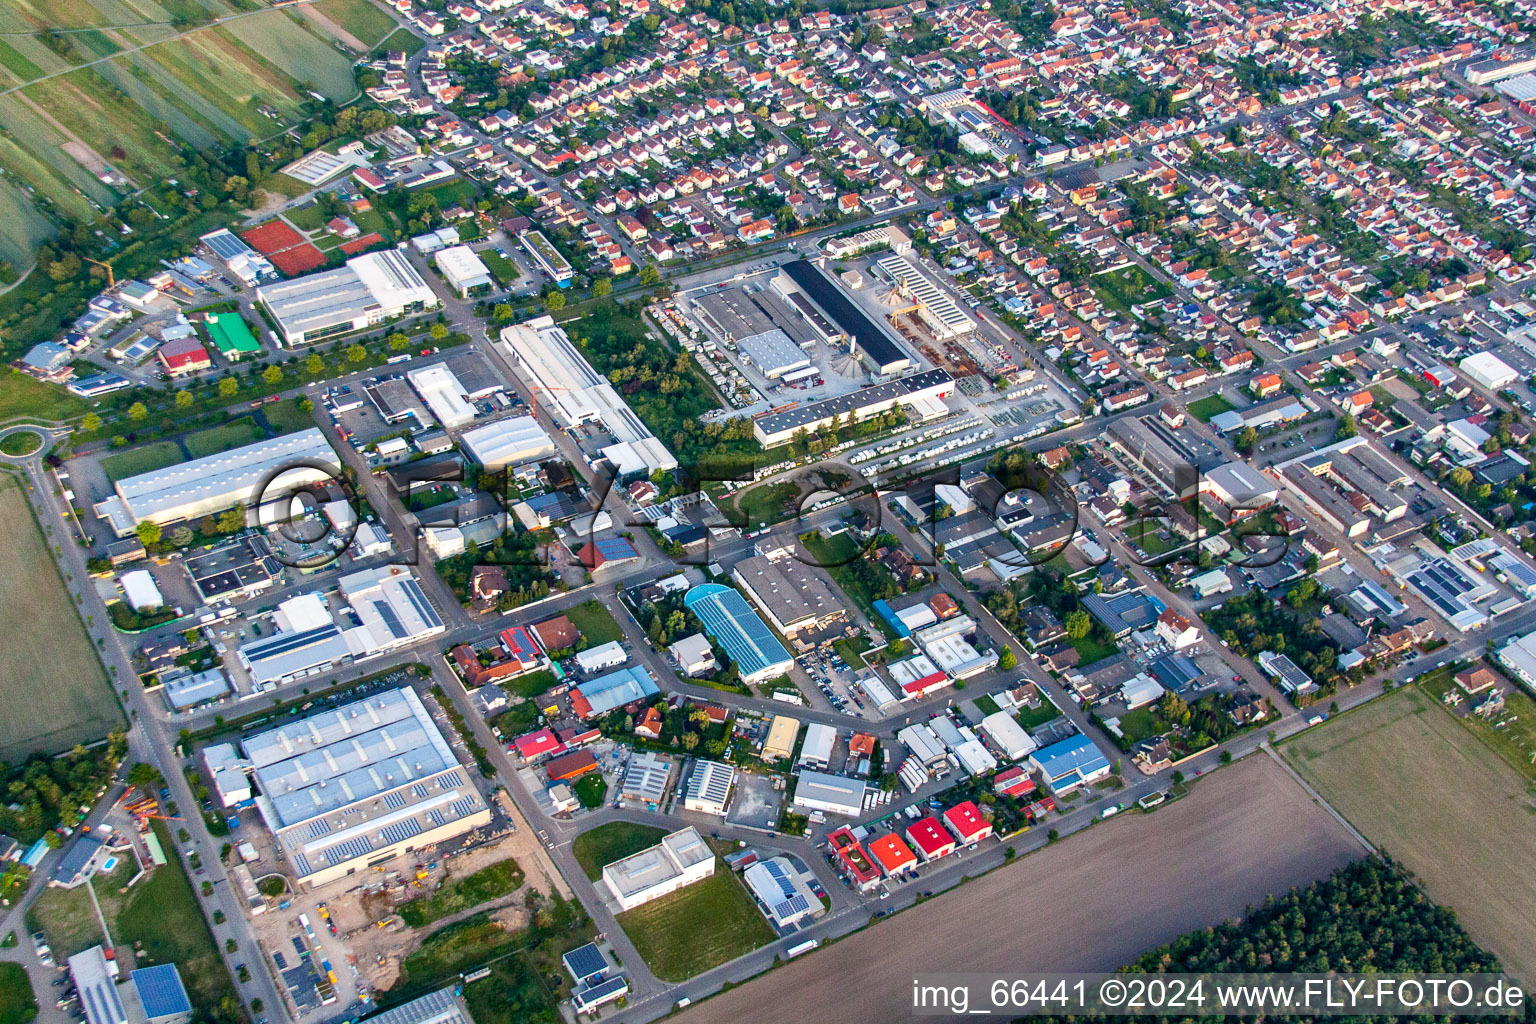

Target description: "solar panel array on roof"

left=133, top=965, right=192, bottom=1022
left=563, top=942, right=608, bottom=981
left=359, top=986, right=467, bottom=1024
left=684, top=583, right=793, bottom=681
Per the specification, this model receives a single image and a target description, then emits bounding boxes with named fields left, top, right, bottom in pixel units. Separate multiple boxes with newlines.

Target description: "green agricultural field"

left=0, top=369, right=86, bottom=424
left=371, top=26, right=425, bottom=56
left=102, top=440, right=184, bottom=480
left=0, top=0, right=362, bottom=269
left=616, top=863, right=777, bottom=981
left=312, top=0, right=399, bottom=48
left=0, top=473, right=121, bottom=762
left=220, top=11, right=359, bottom=101
left=1283, top=685, right=1536, bottom=984
left=565, top=599, right=624, bottom=647
left=572, top=822, right=666, bottom=880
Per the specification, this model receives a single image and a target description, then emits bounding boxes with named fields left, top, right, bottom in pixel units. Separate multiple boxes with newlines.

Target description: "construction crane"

left=529, top=384, right=571, bottom=421
left=83, top=256, right=116, bottom=288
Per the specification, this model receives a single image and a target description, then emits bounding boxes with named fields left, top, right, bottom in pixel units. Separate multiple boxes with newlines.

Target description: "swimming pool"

left=100, top=856, right=117, bottom=873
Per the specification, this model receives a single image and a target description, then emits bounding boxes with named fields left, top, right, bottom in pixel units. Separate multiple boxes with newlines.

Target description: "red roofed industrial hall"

left=905, top=816, right=956, bottom=862
left=866, top=832, right=919, bottom=877
left=943, top=800, right=993, bottom=845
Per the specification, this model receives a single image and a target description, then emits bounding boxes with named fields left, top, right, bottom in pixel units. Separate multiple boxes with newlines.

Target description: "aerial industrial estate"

left=7, top=0, right=1536, bottom=1020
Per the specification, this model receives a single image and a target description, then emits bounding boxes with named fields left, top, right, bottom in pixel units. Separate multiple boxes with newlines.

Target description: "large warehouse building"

left=458, top=416, right=557, bottom=470
left=684, top=583, right=794, bottom=684
left=257, top=250, right=439, bottom=346
left=731, top=545, right=846, bottom=638
left=602, top=826, right=714, bottom=910
left=237, top=567, right=445, bottom=688
left=496, top=316, right=677, bottom=474
left=776, top=259, right=914, bottom=376
left=94, top=427, right=339, bottom=534
left=876, top=255, right=976, bottom=340
left=753, top=368, right=954, bottom=446
left=407, top=364, right=476, bottom=429
left=241, top=687, right=489, bottom=887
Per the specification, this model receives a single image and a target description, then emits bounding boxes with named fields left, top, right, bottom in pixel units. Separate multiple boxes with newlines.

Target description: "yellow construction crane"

left=83, top=256, right=115, bottom=288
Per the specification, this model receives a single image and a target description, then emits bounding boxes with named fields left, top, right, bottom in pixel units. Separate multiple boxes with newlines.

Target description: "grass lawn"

left=973, top=694, right=1001, bottom=716
left=0, top=430, right=43, bottom=456
left=799, top=531, right=900, bottom=641
left=0, top=368, right=82, bottom=423
left=834, top=634, right=873, bottom=668
left=505, top=669, right=557, bottom=700
left=0, top=963, right=35, bottom=1024
left=735, top=481, right=800, bottom=527
left=1092, top=265, right=1171, bottom=314
left=102, top=440, right=184, bottom=481
left=1015, top=701, right=1063, bottom=731
left=115, top=821, right=240, bottom=1017
left=0, top=475, right=120, bottom=762
left=480, top=250, right=520, bottom=287
left=574, top=773, right=607, bottom=808
left=285, top=204, right=325, bottom=232
left=1124, top=518, right=1175, bottom=555
left=572, top=822, right=666, bottom=881
left=183, top=417, right=264, bottom=458
left=1416, top=663, right=1536, bottom=784
left=566, top=599, right=624, bottom=647
left=398, top=858, right=524, bottom=929
left=1369, top=386, right=1399, bottom=409
left=396, top=915, right=527, bottom=990
left=615, top=862, right=776, bottom=982
left=1116, top=706, right=1162, bottom=744
left=1069, top=632, right=1118, bottom=667
left=1283, top=685, right=1536, bottom=983
left=1186, top=393, right=1236, bottom=423
left=262, top=400, right=318, bottom=435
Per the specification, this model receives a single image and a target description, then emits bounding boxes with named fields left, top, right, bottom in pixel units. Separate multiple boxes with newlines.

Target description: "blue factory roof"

left=684, top=583, right=793, bottom=680
left=1031, top=734, right=1111, bottom=785
left=132, top=965, right=192, bottom=1021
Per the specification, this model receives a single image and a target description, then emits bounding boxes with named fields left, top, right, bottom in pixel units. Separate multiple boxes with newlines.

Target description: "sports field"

left=1283, top=685, right=1536, bottom=984
left=0, top=473, right=121, bottom=761
left=675, top=755, right=1364, bottom=1024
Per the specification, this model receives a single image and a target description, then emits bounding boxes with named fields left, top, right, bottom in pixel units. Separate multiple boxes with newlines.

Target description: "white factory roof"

left=1460, top=350, right=1518, bottom=389
left=434, top=245, right=492, bottom=293
left=163, top=668, right=231, bottom=710
left=497, top=316, right=677, bottom=472
left=458, top=415, right=556, bottom=470
left=978, top=710, right=1037, bottom=761
left=603, top=826, right=712, bottom=900
left=877, top=254, right=975, bottom=339
left=800, top=721, right=836, bottom=766
left=407, top=363, right=476, bottom=429
left=69, top=946, right=127, bottom=1024
left=739, top=329, right=811, bottom=377
left=790, top=769, right=867, bottom=815
left=242, top=687, right=486, bottom=878
left=120, top=569, right=164, bottom=611
left=106, top=427, right=337, bottom=524
left=258, top=251, right=435, bottom=340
